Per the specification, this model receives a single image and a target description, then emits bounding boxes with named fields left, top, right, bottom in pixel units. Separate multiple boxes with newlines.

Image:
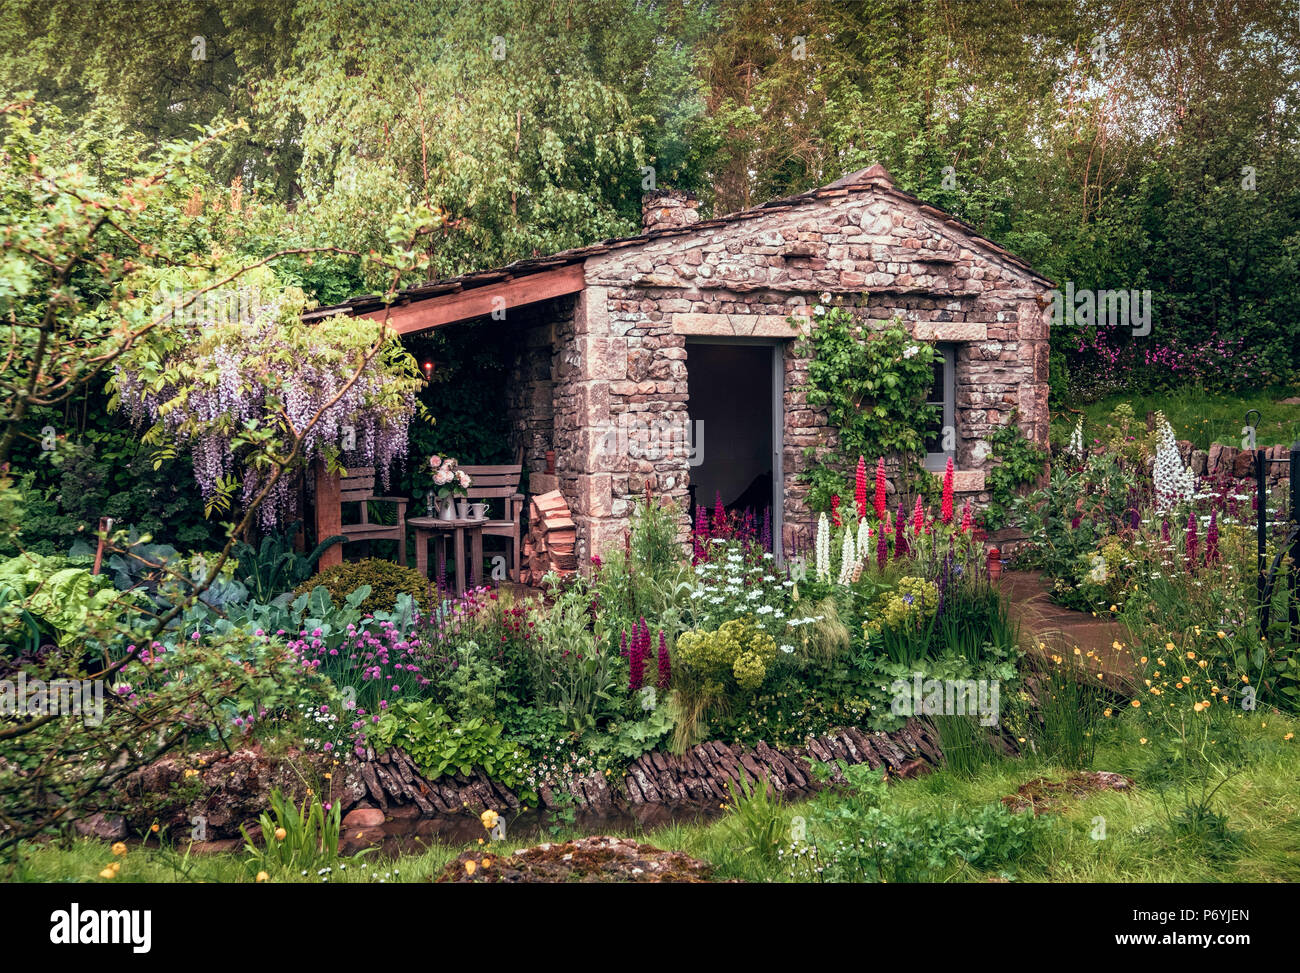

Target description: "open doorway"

left=686, top=340, right=783, bottom=556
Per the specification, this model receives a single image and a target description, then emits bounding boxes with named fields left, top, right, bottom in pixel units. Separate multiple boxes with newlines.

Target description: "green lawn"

left=652, top=711, right=1300, bottom=883
left=1052, top=387, right=1300, bottom=452
left=10, top=710, right=1297, bottom=884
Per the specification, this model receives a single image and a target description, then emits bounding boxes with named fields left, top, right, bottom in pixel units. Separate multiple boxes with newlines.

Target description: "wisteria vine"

left=111, top=279, right=423, bottom=529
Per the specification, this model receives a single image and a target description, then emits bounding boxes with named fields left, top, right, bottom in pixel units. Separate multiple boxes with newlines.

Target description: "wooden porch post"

left=314, top=458, right=343, bottom=571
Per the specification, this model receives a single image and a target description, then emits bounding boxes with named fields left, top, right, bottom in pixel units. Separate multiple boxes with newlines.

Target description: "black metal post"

left=1290, top=441, right=1300, bottom=640
left=1258, top=446, right=1268, bottom=634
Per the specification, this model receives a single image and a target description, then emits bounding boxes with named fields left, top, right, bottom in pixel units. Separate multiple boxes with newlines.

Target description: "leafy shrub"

left=671, top=616, right=780, bottom=749
left=437, top=640, right=506, bottom=722
left=234, top=523, right=345, bottom=602
left=984, top=412, right=1049, bottom=531
left=793, top=309, right=939, bottom=511
left=1013, top=453, right=1139, bottom=610
left=1, top=616, right=316, bottom=851
left=295, top=558, right=429, bottom=615
left=3, top=421, right=224, bottom=559
left=102, top=535, right=246, bottom=610
left=790, top=764, right=1052, bottom=882
left=525, top=576, right=621, bottom=734
left=676, top=617, right=778, bottom=694
left=240, top=787, right=368, bottom=877
left=872, top=576, right=939, bottom=630
left=592, top=497, right=695, bottom=639
left=0, top=553, right=142, bottom=653
left=370, top=698, right=528, bottom=786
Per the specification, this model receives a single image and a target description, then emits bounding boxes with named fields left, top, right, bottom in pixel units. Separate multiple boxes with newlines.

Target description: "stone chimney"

left=641, top=188, right=700, bottom=233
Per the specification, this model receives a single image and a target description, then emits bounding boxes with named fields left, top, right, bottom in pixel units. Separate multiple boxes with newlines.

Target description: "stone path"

left=999, top=570, right=1140, bottom=692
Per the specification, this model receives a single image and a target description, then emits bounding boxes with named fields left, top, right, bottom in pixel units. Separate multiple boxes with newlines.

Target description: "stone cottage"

left=306, top=164, right=1053, bottom=565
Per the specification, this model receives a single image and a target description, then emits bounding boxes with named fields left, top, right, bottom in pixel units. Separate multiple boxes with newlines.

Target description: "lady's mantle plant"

left=111, top=268, right=424, bottom=528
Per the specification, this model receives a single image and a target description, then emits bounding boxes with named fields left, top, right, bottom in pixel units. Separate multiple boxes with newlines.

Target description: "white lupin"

left=837, top=525, right=856, bottom=586
left=815, top=512, right=831, bottom=582
left=1068, top=417, right=1084, bottom=459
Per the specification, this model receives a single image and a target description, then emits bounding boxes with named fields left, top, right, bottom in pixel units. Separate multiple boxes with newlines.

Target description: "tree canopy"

left=2, top=0, right=1298, bottom=392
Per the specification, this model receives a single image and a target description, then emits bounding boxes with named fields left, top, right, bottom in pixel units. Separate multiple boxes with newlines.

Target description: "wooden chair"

left=339, top=467, right=407, bottom=565
left=459, top=463, right=524, bottom=582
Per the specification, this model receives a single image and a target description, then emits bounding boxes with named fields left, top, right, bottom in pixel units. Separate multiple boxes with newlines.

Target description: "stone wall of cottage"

left=553, top=178, right=1051, bottom=560
left=504, top=302, right=562, bottom=476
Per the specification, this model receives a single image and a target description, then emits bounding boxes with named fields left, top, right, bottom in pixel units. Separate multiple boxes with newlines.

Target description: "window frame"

left=923, top=343, right=956, bottom=472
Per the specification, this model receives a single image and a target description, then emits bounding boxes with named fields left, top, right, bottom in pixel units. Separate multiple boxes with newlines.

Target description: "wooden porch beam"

left=359, top=262, right=586, bottom=335
left=314, top=457, right=343, bottom=571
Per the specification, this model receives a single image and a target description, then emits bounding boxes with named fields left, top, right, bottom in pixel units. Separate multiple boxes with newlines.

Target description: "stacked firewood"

left=520, top=490, right=577, bottom=584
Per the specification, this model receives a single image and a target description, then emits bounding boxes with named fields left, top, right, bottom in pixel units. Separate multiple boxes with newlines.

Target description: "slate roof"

left=302, top=164, right=1051, bottom=322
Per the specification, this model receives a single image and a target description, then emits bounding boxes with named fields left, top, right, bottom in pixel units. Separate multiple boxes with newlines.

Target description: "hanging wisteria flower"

left=111, top=269, right=423, bottom=529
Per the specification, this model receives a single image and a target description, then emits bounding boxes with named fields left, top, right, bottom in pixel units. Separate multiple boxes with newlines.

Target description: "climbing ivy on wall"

left=792, top=306, right=938, bottom=512
left=983, top=411, right=1050, bottom=531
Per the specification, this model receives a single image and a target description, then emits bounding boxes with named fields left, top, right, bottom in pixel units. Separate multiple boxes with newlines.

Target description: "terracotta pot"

left=986, top=547, right=1002, bottom=581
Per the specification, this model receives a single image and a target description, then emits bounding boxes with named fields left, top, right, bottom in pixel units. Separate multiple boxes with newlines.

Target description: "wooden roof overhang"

left=304, top=260, right=588, bottom=337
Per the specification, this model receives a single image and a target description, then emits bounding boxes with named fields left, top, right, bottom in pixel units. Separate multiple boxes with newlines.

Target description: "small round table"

left=407, top=516, right=485, bottom=597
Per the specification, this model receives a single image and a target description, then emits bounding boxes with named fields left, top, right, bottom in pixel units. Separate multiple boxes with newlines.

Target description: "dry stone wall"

left=563, top=179, right=1051, bottom=556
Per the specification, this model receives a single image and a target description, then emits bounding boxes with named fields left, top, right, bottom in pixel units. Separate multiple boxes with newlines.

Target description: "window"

left=923, top=344, right=955, bottom=471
